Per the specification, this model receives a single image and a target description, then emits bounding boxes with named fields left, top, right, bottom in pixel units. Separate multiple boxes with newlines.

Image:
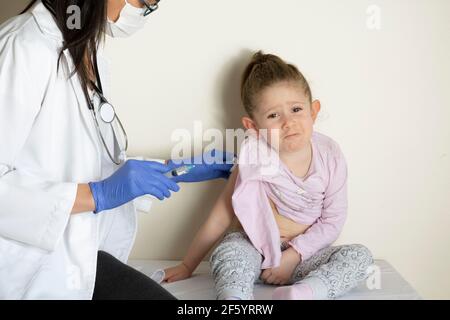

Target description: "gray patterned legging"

left=210, top=232, right=373, bottom=300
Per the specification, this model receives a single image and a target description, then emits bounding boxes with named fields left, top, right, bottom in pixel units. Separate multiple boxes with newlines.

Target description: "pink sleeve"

left=232, top=168, right=283, bottom=269
left=289, top=150, right=348, bottom=261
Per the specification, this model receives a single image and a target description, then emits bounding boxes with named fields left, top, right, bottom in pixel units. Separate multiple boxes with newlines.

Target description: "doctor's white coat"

left=0, top=2, right=141, bottom=299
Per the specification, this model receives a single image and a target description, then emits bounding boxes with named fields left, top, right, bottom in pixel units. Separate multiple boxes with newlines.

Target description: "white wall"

left=2, top=0, right=449, bottom=299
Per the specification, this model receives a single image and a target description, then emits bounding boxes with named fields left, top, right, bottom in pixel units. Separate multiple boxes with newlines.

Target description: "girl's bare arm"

left=181, top=168, right=239, bottom=272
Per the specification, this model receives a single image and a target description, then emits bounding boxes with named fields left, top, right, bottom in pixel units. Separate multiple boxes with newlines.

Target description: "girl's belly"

left=230, top=201, right=310, bottom=241
left=274, top=212, right=311, bottom=241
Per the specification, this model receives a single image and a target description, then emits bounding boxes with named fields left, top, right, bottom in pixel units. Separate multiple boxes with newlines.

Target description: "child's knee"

left=344, top=244, right=374, bottom=268
left=353, top=244, right=372, bottom=259
left=210, top=233, right=261, bottom=271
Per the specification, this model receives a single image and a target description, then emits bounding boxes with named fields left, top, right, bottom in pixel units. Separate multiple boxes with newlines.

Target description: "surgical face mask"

left=105, top=0, right=149, bottom=38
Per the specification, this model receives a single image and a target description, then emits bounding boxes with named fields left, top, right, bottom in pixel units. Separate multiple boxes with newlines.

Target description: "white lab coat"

left=0, top=1, right=143, bottom=299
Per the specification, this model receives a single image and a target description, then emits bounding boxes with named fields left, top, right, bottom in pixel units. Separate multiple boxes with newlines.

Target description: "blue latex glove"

left=88, top=159, right=180, bottom=213
left=167, top=149, right=236, bottom=183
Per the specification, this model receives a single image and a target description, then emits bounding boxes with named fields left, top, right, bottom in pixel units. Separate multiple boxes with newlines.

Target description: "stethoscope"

left=82, top=55, right=128, bottom=165
left=44, top=0, right=164, bottom=165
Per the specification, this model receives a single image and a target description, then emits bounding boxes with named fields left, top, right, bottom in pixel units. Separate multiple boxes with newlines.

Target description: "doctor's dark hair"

left=240, top=51, right=312, bottom=117
left=21, top=0, right=106, bottom=91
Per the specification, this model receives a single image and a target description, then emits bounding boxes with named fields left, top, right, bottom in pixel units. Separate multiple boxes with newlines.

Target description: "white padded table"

left=128, top=259, right=421, bottom=300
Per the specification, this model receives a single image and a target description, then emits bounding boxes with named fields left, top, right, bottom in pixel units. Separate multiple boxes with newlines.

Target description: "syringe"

left=167, top=164, right=196, bottom=177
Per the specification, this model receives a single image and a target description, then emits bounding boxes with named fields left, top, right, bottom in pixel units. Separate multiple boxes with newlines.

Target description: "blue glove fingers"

left=144, top=178, right=171, bottom=199
left=207, top=163, right=234, bottom=171
left=139, top=161, right=180, bottom=195
left=128, top=166, right=170, bottom=199
left=137, top=161, right=180, bottom=192
left=142, top=160, right=178, bottom=174
left=158, top=185, right=171, bottom=199
left=152, top=172, right=180, bottom=193
left=149, top=187, right=165, bottom=200
left=218, top=170, right=231, bottom=179
left=165, top=150, right=235, bottom=184
left=170, top=175, right=183, bottom=183
left=138, top=168, right=179, bottom=197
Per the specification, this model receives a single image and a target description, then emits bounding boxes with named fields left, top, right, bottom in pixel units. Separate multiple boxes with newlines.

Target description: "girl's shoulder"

left=312, top=131, right=346, bottom=161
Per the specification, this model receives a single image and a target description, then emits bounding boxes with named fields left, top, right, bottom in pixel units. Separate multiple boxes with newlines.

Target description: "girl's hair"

left=241, top=51, right=312, bottom=116
left=21, top=0, right=107, bottom=92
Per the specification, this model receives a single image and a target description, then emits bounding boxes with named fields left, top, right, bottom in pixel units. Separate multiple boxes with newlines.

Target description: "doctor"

left=0, top=0, right=233, bottom=299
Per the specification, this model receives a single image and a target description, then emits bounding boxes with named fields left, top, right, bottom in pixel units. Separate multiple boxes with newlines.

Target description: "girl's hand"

left=163, top=263, right=192, bottom=283
left=260, top=248, right=301, bottom=285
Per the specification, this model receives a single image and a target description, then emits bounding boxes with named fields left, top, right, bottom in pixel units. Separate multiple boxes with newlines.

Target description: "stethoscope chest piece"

left=83, top=55, right=128, bottom=164
left=99, top=102, right=116, bottom=124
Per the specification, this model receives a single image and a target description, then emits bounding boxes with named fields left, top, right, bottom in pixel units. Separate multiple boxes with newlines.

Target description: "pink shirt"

left=232, top=131, right=348, bottom=269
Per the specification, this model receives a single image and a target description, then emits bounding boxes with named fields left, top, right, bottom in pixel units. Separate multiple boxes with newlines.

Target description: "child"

left=163, top=51, right=373, bottom=300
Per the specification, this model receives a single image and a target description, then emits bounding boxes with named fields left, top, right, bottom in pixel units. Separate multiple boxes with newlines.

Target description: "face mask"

left=105, top=0, right=149, bottom=38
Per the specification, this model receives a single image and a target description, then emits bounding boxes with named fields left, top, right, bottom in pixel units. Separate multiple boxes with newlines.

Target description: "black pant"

left=93, top=251, right=177, bottom=300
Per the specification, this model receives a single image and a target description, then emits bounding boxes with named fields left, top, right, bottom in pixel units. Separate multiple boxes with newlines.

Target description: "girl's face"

left=242, top=81, right=321, bottom=154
